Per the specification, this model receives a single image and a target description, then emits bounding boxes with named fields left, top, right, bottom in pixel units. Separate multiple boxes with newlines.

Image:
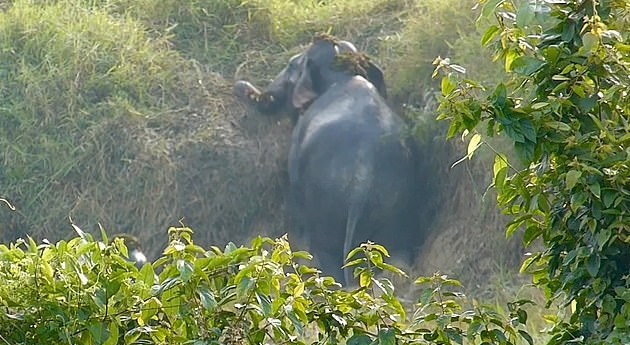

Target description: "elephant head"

left=234, top=34, right=387, bottom=120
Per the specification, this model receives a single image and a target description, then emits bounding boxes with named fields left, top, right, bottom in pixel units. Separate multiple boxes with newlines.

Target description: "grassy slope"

left=0, top=0, right=521, bottom=292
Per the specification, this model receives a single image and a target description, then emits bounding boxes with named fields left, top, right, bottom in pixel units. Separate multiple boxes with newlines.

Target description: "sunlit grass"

left=0, top=0, right=187, bottom=239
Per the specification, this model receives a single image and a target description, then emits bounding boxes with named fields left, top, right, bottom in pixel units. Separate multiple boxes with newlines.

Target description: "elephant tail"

left=343, top=147, right=374, bottom=285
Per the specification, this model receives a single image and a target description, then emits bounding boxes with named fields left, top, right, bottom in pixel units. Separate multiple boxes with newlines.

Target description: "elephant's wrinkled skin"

left=234, top=35, right=420, bottom=284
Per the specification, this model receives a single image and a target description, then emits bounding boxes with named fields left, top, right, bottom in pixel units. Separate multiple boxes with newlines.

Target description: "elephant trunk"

left=234, top=80, right=286, bottom=115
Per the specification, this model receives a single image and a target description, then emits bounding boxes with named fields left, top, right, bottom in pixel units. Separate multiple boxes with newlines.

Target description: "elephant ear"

left=365, top=61, right=387, bottom=99
left=292, top=60, right=319, bottom=109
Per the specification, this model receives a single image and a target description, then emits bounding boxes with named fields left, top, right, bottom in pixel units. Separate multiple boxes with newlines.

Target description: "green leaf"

left=141, top=297, right=161, bottom=324
left=531, top=102, right=548, bottom=110
left=506, top=215, right=531, bottom=238
left=505, top=49, right=520, bottom=72
left=586, top=254, right=600, bottom=277
left=565, top=170, right=582, bottom=190
left=287, top=310, right=305, bottom=336
left=537, top=194, right=551, bottom=213
left=419, top=289, right=433, bottom=306
left=345, top=247, right=363, bottom=261
left=581, top=32, right=598, bottom=53
left=160, top=287, right=181, bottom=324
left=481, top=25, right=501, bottom=46
left=493, top=83, right=507, bottom=107
left=103, top=322, right=119, bottom=345
left=517, top=308, right=528, bottom=324
left=378, top=328, right=396, bottom=345
left=100, top=227, right=109, bottom=245
left=369, top=250, right=384, bottom=267
left=510, top=56, right=544, bottom=75
left=369, top=243, right=390, bottom=257
left=293, top=250, right=313, bottom=260
left=551, top=81, right=569, bottom=94
left=198, top=287, right=217, bottom=311
left=347, top=334, right=372, bottom=345
left=570, top=191, right=587, bottom=212
left=602, top=190, right=618, bottom=208
left=467, top=133, right=482, bottom=159
left=520, top=118, right=537, bottom=143
left=442, top=278, right=464, bottom=288
left=552, top=74, right=570, bottom=81
left=523, top=226, right=542, bottom=246
left=468, top=319, right=483, bottom=338
left=41, top=260, right=54, bottom=283
left=520, top=255, right=539, bottom=274
left=139, top=263, right=155, bottom=286
left=88, top=322, right=109, bottom=343
left=596, top=228, right=612, bottom=250
left=545, top=121, right=571, bottom=131
left=543, top=45, right=562, bottom=63
left=381, top=263, right=408, bottom=277
left=493, top=154, right=509, bottom=190
left=237, top=276, right=254, bottom=297
left=256, top=292, right=272, bottom=317
left=442, top=75, right=457, bottom=96
left=383, top=293, right=406, bottom=320
left=343, top=257, right=366, bottom=269
left=359, top=271, right=372, bottom=288
left=589, top=182, right=601, bottom=199
left=293, top=282, right=305, bottom=297
left=571, top=84, right=586, bottom=98
left=176, top=259, right=194, bottom=282
left=515, top=141, right=535, bottom=162
left=414, top=276, right=432, bottom=285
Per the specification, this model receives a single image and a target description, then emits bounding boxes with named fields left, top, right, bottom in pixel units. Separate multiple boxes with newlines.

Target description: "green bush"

left=0, top=227, right=533, bottom=344
left=436, top=0, right=630, bottom=343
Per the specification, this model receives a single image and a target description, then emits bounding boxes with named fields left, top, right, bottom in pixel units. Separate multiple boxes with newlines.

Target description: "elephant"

left=234, top=34, right=421, bottom=284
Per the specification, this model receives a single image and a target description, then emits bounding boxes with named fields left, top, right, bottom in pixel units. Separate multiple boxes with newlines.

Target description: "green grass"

left=0, top=0, right=190, bottom=240
left=387, top=0, right=488, bottom=100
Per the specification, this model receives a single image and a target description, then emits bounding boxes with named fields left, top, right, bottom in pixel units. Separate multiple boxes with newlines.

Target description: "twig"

left=0, top=198, right=16, bottom=211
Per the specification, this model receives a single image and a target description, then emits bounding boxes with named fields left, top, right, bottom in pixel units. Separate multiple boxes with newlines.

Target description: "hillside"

left=0, top=0, right=522, bottom=289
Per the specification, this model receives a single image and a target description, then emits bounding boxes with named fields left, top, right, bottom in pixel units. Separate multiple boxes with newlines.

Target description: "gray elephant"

left=234, top=35, right=420, bottom=284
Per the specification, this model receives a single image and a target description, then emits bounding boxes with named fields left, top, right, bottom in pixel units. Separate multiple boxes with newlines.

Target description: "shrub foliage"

left=436, top=0, right=630, bottom=343
left=0, top=228, right=532, bottom=344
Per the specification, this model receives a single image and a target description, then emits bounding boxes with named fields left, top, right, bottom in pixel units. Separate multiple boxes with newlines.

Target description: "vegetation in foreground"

left=0, top=227, right=533, bottom=344
left=438, top=0, right=630, bottom=343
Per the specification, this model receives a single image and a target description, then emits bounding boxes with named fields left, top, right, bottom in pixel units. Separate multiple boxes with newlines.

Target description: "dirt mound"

left=170, top=70, right=292, bottom=252
left=86, top=66, right=296, bottom=258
